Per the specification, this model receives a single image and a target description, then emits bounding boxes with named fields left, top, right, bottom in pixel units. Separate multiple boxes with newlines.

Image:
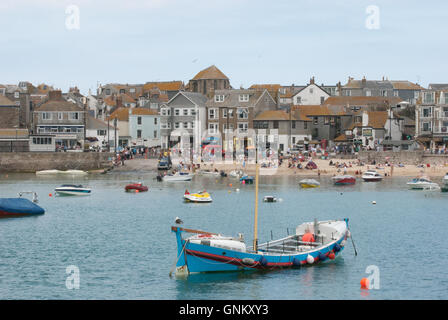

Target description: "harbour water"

left=1, top=172, right=447, bottom=299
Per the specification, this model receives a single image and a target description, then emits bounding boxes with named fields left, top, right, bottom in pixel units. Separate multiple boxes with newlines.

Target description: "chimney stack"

left=48, top=90, right=63, bottom=101
left=310, top=77, right=315, bottom=85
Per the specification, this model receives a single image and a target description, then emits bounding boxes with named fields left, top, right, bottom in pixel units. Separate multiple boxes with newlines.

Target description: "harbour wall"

left=358, top=151, right=448, bottom=165
left=0, top=152, right=114, bottom=172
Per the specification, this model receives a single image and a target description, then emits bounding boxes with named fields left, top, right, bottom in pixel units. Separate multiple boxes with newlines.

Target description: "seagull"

left=175, top=217, right=183, bottom=224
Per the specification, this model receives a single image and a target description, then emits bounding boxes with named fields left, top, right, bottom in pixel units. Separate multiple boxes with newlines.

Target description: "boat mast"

left=253, top=135, right=259, bottom=252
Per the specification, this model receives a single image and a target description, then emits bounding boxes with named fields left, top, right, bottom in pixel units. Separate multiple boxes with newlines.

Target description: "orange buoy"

left=328, top=252, right=336, bottom=260
left=49, top=193, right=52, bottom=197
left=136, top=189, right=139, bottom=193
left=229, top=183, right=232, bottom=187
left=360, top=277, right=369, bottom=289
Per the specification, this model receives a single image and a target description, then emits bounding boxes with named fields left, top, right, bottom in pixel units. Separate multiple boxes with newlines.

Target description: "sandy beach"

left=110, top=157, right=448, bottom=178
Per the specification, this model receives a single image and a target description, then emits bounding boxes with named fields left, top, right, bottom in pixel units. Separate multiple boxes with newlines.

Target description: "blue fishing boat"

left=171, top=155, right=353, bottom=276
left=0, top=192, right=45, bottom=218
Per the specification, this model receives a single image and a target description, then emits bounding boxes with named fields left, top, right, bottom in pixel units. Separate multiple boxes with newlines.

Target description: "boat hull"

left=184, top=195, right=212, bottom=203
left=163, top=175, right=193, bottom=181
left=362, top=177, right=382, bottom=182
left=0, top=198, right=45, bottom=218
left=55, top=188, right=91, bottom=196
left=125, top=185, right=148, bottom=192
left=334, top=179, right=356, bottom=185
left=172, top=221, right=349, bottom=274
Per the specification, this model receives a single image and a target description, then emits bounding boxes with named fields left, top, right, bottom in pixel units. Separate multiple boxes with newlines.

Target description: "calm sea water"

left=0, top=171, right=447, bottom=300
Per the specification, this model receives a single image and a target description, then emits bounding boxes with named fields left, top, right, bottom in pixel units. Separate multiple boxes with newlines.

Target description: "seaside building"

left=33, top=90, right=86, bottom=151
left=340, top=77, right=424, bottom=104
left=188, top=65, right=231, bottom=97
left=160, top=91, right=207, bottom=152
left=86, top=115, right=118, bottom=151
left=291, top=77, right=331, bottom=106
left=128, top=108, right=160, bottom=148
left=253, top=110, right=312, bottom=153
left=415, top=88, right=448, bottom=151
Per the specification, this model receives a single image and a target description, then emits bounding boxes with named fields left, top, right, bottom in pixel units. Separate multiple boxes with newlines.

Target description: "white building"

left=292, top=78, right=330, bottom=106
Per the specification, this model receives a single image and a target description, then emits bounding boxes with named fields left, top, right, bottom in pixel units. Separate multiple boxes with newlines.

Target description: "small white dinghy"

left=61, top=170, right=88, bottom=175
left=36, top=170, right=62, bottom=175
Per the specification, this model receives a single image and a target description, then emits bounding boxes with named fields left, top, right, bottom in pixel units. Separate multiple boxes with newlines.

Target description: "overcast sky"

left=0, top=0, right=446, bottom=94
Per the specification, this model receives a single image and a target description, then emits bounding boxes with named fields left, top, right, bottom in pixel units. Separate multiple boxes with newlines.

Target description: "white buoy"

left=306, top=255, right=314, bottom=264
left=236, top=188, right=240, bottom=192
left=372, top=201, right=376, bottom=205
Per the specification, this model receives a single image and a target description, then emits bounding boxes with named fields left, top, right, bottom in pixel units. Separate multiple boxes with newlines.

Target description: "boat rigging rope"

left=169, top=239, right=189, bottom=277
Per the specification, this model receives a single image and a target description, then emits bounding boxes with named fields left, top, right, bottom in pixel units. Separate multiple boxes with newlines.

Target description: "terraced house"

left=205, top=89, right=277, bottom=150
left=33, top=90, right=86, bottom=150
left=160, top=91, right=207, bottom=152
left=415, top=86, right=448, bottom=150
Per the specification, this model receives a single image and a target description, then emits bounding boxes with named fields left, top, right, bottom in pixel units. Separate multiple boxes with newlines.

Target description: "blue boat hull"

left=172, top=223, right=348, bottom=274
left=0, top=198, right=45, bottom=218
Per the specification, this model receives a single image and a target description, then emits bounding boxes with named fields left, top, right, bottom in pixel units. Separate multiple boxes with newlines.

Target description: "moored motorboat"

left=442, top=173, right=448, bottom=192
left=183, top=190, right=212, bottom=203
left=332, top=175, right=356, bottom=185
left=125, top=182, right=148, bottom=192
left=55, top=184, right=91, bottom=196
left=407, top=176, right=440, bottom=190
left=163, top=172, right=194, bottom=182
left=198, top=169, right=220, bottom=176
left=263, top=196, right=277, bottom=202
left=362, top=170, right=383, bottom=182
left=0, top=192, right=45, bottom=218
left=299, top=179, right=320, bottom=188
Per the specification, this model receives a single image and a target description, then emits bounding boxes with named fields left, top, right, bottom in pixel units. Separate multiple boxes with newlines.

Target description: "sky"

left=0, top=0, right=447, bottom=95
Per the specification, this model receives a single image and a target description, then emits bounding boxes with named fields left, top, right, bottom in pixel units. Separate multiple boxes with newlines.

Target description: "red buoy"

left=360, top=277, right=369, bottom=289
left=328, top=252, right=336, bottom=260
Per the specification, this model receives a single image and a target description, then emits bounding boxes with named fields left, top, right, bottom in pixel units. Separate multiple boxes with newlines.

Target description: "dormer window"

left=239, top=94, right=249, bottom=102
left=215, top=95, right=224, bottom=102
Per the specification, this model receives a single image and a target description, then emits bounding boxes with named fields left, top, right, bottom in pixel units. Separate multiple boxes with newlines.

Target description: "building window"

left=237, top=108, right=248, bottom=119
left=58, top=112, right=63, bottom=120
left=222, top=109, right=227, bottom=118
left=105, top=89, right=111, bottom=95
left=422, top=122, right=431, bottom=132
left=154, top=130, right=157, bottom=138
left=228, top=109, right=234, bottom=118
left=137, top=117, right=142, bottom=125
left=423, top=92, right=434, bottom=104
left=183, top=109, right=189, bottom=116
left=42, top=112, right=52, bottom=120
left=214, top=95, right=224, bottom=102
left=97, top=129, right=106, bottom=136
left=313, top=117, right=318, bottom=125
left=273, top=121, right=279, bottom=129
left=239, top=94, right=249, bottom=102
left=174, top=109, right=180, bottom=116
left=208, top=108, right=218, bottom=120
left=238, top=122, right=248, bottom=133
left=69, top=112, right=79, bottom=120
left=14, top=91, right=20, bottom=98
left=154, top=118, right=157, bottom=125
left=161, top=108, right=171, bottom=116
left=366, top=90, right=371, bottom=96
left=208, top=123, right=218, bottom=134
left=120, top=89, right=125, bottom=94
left=296, top=97, right=302, bottom=104
left=174, top=122, right=180, bottom=129
left=304, top=122, right=308, bottom=129
left=422, top=108, right=432, bottom=117
left=130, top=88, right=135, bottom=93
left=292, top=121, right=296, bottom=129
left=137, top=129, right=142, bottom=138
left=191, top=109, right=196, bottom=115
